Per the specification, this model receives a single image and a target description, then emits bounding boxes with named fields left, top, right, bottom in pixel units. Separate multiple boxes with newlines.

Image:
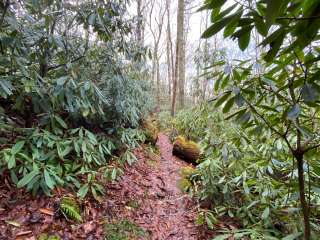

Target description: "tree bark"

left=136, top=0, right=143, bottom=44
left=171, top=0, right=184, bottom=116
left=165, top=0, right=172, bottom=96
left=147, top=0, right=165, bottom=107
left=177, top=0, right=185, bottom=109
left=295, top=152, right=310, bottom=240
left=171, top=40, right=178, bottom=116
left=156, top=55, right=160, bottom=106
left=179, top=35, right=185, bottom=108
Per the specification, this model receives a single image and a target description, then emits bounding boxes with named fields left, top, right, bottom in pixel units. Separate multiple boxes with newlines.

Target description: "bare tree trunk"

left=156, top=55, right=160, bottom=105
left=166, top=39, right=171, bottom=96
left=295, top=152, right=310, bottom=240
left=201, top=12, right=209, bottom=100
left=177, top=0, right=185, bottom=109
left=152, top=46, right=157, bottom=84
left=171, top=0, right=184, bottom=116
left=147, top=0, right=165, bottom=107
left=171, top=43, right=178, bottom=116
left=179, top=36, right=185, bottom=108
left=136, top=0, right=143, bottom=44
left=165, top=0, right=172, bottom=96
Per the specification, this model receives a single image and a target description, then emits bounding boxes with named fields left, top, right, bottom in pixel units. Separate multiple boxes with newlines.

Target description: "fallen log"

left=173, top=136, right=200, bottom=164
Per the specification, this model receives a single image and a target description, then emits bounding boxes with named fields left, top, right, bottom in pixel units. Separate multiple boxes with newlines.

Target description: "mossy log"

left=173, top=136, right=200, bottom=164
left=142, top=118, right=159, bottom=144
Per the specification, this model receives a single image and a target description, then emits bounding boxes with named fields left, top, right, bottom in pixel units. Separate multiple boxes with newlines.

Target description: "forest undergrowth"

left=1, top=0, right=320, bottom=239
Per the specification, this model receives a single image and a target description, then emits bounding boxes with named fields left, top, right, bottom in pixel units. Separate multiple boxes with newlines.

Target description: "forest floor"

left=0, top=133, right=214, bottom=240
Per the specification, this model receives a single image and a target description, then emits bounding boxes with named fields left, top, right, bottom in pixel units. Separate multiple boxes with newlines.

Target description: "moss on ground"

left=104, top=219, right=148, bottom=240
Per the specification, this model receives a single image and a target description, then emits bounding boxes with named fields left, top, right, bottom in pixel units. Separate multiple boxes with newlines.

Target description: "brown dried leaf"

left=16, top=230, right=32, bottom=236
left=39, top=208, right=54, bottom=216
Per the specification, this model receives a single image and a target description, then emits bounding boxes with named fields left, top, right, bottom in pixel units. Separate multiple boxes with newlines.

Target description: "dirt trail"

left=0, top=133, right=211, bottom=239
left=106, top=133, right=207, bottom=240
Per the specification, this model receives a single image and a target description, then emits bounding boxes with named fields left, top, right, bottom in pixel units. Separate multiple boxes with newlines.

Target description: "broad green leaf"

left=261, top=206, right=270, bottom=219
left=225, top=108, right=247, bottom=120
left=8, top=155, right=15, bottom=169
left=56, top=76, right=68, bottom=85
left=260, top=28, right=285, bottom=46
left=44, top=169, right=55, bottom=190
left=235, top=93, right=245, bottom=107
left=264, top=30, right=286, bottom=62
left=265, top=0, right=283, bottom=29
left=202, top=12, right=242, bottom=38
left=301, top=83, right=318, bottom=103
left=261, top=76, right=277, bottom=91
left=287, top=104, right=300, bottom=120
left=220, top=75, right=230, bottom=89
left=0, top=79, right=14, bottom=97
left=281, top=233, right=302, bottom=240
left=54, top=115, right=68, bottom=129
left=223, top=20, right=238, bottom=38
left=215, top=92, right=232, bottom=108
left=111, top=168, right=117, bottom=180
left=11, top=141, right=25, bottom=155
left=238, top=29, right=251, bottom=51
left=222, top=96, right=235, bottom=113
left=77, top=184, right=89, bottom=199
left=236, top=111, right=251, bottom=124
left=253, top=12, right=268, bottom=36
left=17, top=170, right=39, bottom=188
left=208, top=0, right=226, bottom=10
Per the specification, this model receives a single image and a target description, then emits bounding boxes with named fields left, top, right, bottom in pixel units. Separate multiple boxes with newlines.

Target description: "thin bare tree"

left=165, top=0, right=173, bottom=96
left=146, top=0, right=166, bottom=106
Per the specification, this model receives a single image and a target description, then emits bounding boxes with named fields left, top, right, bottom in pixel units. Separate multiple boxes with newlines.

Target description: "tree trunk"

left=171, top=0, right=184, bottom=116
left=171, top=41, right=178, bottom=116
left=295, top=152, right=310, bottom=240
left=136, top=0, right=143, bottom=45
left=177, top=0, right=185, bottom=109
left=165, top=0, right=172, bottom=96
left=156, top=55, right=160, bottom=106
left=179, top=36, right=185, bottom=108
left=166, top=38, right=171, bottom=96
left=151, top=47, right=156, bottom=85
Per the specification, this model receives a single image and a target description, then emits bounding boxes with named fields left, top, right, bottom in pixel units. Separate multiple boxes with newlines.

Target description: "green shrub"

left=170, top=104, right=320, bottom=238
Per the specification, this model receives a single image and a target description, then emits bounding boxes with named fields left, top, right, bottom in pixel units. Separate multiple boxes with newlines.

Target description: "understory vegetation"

left=163, top=104, right=320, bottom=239
left=0, top=0, right=153, bottom=200
left=1, top=0, right=320, bottom=239
left=163, top=0, right=320, bottom=239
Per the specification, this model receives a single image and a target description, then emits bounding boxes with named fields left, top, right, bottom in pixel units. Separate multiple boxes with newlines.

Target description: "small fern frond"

left=60, top=197, right=82, bottom=222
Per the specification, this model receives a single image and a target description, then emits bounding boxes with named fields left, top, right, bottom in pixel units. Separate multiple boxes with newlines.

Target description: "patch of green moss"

left=38, top=233, right=61, bottom=240
left=104, top=219, right=147, bottom=240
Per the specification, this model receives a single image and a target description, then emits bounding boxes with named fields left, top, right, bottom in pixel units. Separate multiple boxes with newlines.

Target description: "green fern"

left=60, top=197, right=82, bottom=222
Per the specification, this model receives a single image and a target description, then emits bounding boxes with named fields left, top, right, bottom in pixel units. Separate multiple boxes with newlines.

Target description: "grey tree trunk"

left=165, top=0, right=172, bottom=96
left=177, top=0, right=185, bottom=109
left=136, top=0, right=143, bottom=44
left=171, top=0, right=184, bottom=116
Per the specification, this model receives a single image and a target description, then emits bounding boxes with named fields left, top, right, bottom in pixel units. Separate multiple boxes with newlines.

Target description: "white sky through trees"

left=130, top=0, right=257, bottom=95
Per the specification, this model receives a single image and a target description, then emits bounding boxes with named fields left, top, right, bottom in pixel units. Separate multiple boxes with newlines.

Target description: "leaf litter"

left=0, top=133, right=215, bottom=239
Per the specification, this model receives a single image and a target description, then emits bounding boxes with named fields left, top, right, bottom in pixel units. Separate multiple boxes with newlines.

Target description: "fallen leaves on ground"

left=0, top=133, right=216, bottom=239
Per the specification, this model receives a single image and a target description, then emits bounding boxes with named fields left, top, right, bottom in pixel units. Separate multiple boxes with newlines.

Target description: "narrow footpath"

left=105, top=133, right=210, bottom=239
left=0, top=133, right=213, bottom=239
